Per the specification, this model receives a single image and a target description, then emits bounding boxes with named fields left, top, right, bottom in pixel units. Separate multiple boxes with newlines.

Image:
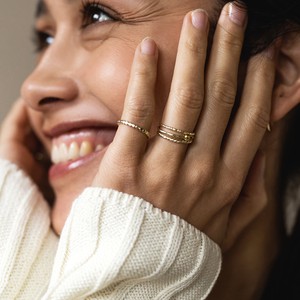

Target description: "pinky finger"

left=222, top=48, right=275, bottom=182
left=222, top=152, right=267, bottom=251
left=111, top=38, right=158, bottom=161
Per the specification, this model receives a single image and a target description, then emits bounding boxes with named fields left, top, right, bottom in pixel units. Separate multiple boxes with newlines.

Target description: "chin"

left=37, top=119, right=117, bottom=234
left=50, top=148, right=106, bottom=234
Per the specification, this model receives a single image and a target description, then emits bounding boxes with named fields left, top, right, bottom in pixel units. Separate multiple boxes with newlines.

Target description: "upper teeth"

left=51, top=141, right=104, bottom=164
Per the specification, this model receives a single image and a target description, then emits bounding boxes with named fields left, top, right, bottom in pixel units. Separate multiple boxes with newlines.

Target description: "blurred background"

left=0, top=0, right=36, bottom=121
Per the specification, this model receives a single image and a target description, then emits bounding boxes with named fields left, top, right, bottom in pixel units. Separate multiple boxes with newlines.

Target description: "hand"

left=93, top=3, right=276, bottom=246
left=0, top=99, right=53, bottom=200
left=221, top=151, right=267, bottom=251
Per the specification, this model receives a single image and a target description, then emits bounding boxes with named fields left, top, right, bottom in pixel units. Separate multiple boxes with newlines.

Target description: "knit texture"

left=0, top=160, right=221, bottom=299
left=0, top=160, right=58, bottom=299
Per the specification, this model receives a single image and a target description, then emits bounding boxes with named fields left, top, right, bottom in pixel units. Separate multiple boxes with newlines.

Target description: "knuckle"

left=248, top=56, right=275, bottom=87
left=217, top=170, right=243, bottom=206
left=208, top=77, right=236, bottom=109
left=218, top=26, right=244, bottom=52
left=216, top=184, right=240, bottom=208
left=243, top=190, right=268, bottom=213
left=185, top=37, right=206, bottom=54
left=223, top=183, right=241, bottom=205
left=172, top=86, right=204, bottom=111
left=189, top=161, right=215, bottom=190
left=133, top=66, right=155, bottom=80
left=126, top=97, right=153, bottom=121
left=246, top=106, right=270, bottom=131
left=106, top=149, right=137, bottom=172
left=144, top=169, right=177, bottom=203
left=219, top=37, right=243, bottom=54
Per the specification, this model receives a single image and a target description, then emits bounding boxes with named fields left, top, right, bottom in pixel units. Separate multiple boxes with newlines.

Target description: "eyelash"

left=33, top=1, right=116, bottom=52
left=81, top=0, right=115, bottom=28
left=32, top=30, right=54, bottom=53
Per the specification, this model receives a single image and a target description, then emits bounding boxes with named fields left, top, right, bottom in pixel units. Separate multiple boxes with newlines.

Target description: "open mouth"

left=50, top=128, right=116, bottom=165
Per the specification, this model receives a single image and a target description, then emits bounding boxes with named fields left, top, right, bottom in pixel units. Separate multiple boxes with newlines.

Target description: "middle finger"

left=154, top=9, right=209, bottom=156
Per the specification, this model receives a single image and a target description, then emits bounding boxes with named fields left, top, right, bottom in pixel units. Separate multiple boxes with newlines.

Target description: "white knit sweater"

left=0, top=160, right=221, bottom=299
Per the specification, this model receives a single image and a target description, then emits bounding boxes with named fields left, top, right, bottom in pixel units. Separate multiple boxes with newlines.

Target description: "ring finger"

left=190, top=2, right=247, bottom=158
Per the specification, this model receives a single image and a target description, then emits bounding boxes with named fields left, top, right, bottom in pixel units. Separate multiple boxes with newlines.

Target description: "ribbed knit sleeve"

left=0, top=160, right=58, bottom=299
left=44, top=188, right=222, bottom=300
left=0, top=159, right=221, bottom=299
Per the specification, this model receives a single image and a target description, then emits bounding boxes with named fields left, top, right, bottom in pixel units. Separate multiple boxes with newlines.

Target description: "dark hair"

left=220, top=0, right=300, bottom=57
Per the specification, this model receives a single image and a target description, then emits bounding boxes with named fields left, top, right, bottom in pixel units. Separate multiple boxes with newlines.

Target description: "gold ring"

left=158, top=124, right=195, bottom=144
left=117, top=120, right=150, bottom=138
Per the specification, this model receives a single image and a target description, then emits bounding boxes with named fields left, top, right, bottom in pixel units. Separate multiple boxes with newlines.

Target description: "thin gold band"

left=158, top=124, right=195, bottom=144
left=117, top=120, right=150, bottom=138
left=160, top=124, right=196, bottom=136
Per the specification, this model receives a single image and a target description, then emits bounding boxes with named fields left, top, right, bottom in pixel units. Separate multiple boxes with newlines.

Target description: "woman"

left=0, top=0, right=299, bottom=299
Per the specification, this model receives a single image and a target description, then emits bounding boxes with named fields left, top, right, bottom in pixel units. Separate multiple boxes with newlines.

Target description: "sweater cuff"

left=45, top=188, right=221, bottom=299
left=0, top=159, right=57, bottom=298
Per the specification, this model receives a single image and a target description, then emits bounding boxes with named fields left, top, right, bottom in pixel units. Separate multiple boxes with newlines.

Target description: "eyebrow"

left=35, top=0, right=48, bottom=18
left=36, top=0, right=79, bottom=18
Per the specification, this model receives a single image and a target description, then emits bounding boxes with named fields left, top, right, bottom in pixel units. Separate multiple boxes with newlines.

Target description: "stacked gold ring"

left=117, top=120, right=150, bottom=139
left=158, top=124, right=195, bottom=144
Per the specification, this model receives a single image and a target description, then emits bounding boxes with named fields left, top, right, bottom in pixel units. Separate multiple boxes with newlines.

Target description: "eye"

left=33, top=29, right=54, bottom=52
left=81, top=1, right=114, bottom=28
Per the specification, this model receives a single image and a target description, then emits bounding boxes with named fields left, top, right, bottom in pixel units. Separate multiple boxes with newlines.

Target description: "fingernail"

left=229, top=2, right=247, bottom=27
left=141, top=37, right=157, bottom=56
left=191, top=9, right=208, bottom=30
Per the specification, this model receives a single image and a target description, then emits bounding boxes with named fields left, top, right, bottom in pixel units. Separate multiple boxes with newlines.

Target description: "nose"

left=21, top=49, right=79, bottom=112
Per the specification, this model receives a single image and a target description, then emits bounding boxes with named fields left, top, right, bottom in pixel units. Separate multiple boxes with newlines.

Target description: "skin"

left=208, top=127, right=285, bottom=299
left=18, top=0, right=273, bottom=236
left=21, top=0, right=214, bottom=231
left=0, top=0, right=282, bottom=298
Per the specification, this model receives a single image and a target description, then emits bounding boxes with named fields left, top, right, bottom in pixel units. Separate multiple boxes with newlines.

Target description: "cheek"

left=151, top=26, right=182, bottom=124
left=27, top=108, right=47, bottom=144
left=83, top=44, right=133, bottom=117
left=81, top=24, right=182, bottom=124
left=27, top=108, right=39, bottom=128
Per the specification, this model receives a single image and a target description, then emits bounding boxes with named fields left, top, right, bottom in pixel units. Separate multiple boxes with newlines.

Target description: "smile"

left=52, top=139, right=104, bottom=164
left=49, top=127, right=116, bottom=165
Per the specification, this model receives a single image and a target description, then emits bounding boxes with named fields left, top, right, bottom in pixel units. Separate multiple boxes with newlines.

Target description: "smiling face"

left=21, top=0, right=215, bottom=233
